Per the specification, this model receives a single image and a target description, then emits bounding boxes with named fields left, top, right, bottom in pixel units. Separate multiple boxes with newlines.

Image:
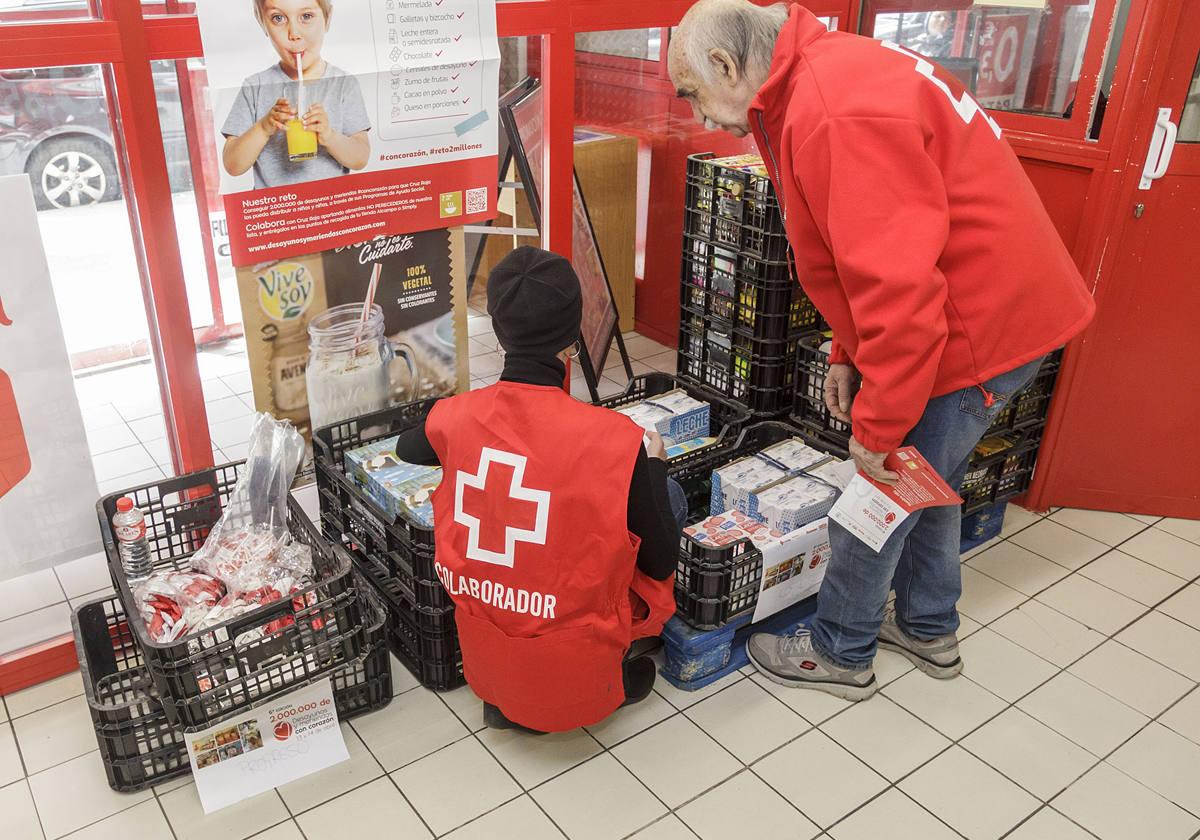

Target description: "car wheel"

left=27, top=137, right=120, bottom=210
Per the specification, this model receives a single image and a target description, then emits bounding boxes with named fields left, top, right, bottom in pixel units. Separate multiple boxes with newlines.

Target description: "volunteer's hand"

left=850, top=436, right=900, bottom=486
left=259, top=98, right=293, bottom=135
left=824, top=363, right=856, bottom=423
left=645, top=431, right=668, bottom=462
left=304, top=103, right=333, bottom=145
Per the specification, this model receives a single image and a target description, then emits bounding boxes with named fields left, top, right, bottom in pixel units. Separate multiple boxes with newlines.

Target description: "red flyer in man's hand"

left=866, top=446, right=963, bottom=512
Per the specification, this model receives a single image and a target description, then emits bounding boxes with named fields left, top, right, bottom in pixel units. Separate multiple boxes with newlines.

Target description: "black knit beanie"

left=487, top=247, right=582, bottom=357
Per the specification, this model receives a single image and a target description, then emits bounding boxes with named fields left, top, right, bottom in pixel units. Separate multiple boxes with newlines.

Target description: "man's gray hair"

left=682, top=0, right=790, bottom=83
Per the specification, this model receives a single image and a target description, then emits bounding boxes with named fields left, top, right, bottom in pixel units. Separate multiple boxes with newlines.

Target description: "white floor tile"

left=0, top=779, right=44, bottom=839
left=66, top=799, right=173, bottom=839
left=0, top=571, right=66, bottom=623
left=828, top=788, right=959, bottom=840
left=0, top=604, right=72, bottom=660
left=596, top=377, right=627, bottom=399
left=466, top=318, right=493, bottom=337
left=1079, top=551, right=1187, bottom=607
left=203, top=395, right=251, bottom=426
left=1006, top=808, right=1097, bottom=840
left=1017, top=673, right=1149, bottom=756
left=654, top=671, right=745, bottom=711
left=1000, top=504, right=1043, bottom=539
left=678, top=770, right=819, bottom=840
left=1067, top=641, right=1194, bottom=717
left=957, top=567, right=1027, bottom=625
left=438, top=683, right=485, bottom=732
left=685, top=679, right=808, bottom=764
left=899, top=746, right=1039, bottom=840
left=141, top=437, right=172, bottom=469
left=220, top=371, right=254, bottom=396
left=612, top=716, right=741, bottom=809
left=1049, top=509, right=1148, bottom=546
left=79, top=404, right=124, bottom=431
left=85, top=423, right=138, bottom=456
left=1117, top=611, right=1200, bottom=680
left=296, top=776, right=430, bottom=839
left=1109, top=722, right=1200, bottom=815
left=753, top=731, right=888, bottom=829
left=989, top=600, right=1105, bottom=668
left=958, top=613, right=984, bottom=639
left=28, top=752, right=153, bottom=839
left=1157, top=517, right=1200, bottom=547
left=871, top=649, right=915, bottom=687
left=1159, top=584, right=1200, bottom=631
left=98, top=467, right=164, bottom=497
left=349, top=686, right=469, bottom=771
left=391, top=737, right=521, bottom=836
left=629, top=815, right=696, bottom=840
left=1009, top=521, right=1108, bottom=570
left=643, top=350, right=678, bottom=373
left=126, top=415, right=166, bottom=443
left=276, top=724, right=383, bottom=814
left=160, top=784, right=289, bottom=840
left=1053, top=763, right=1199, bottom=840
left=246, top=821, right=303, bottom=839
left=90, top=445, right=156, bottom=483
left=1, top=723, right=26, bottom=787
left=16, top=663, right=86, bottom=719
left=1037, top=575, right=1146, bottom=635
left=586, top=691, right=675, bottom=748
left=961, top=536, right=1003, bottom=561
left=750, top=673, right=853, bottom=725
left=967, top=542, right=1070, bottom=597
left=961, top=708, right=1096, bottom=800
left=958, top=627, right=1058, bottom=702
left=883, top=669, right=1007, bottom=740
left=12, top=696, right=99, bottom=774
left=54, top=553, right=112, bottom=601
left=445, top=795, right=563, bottom=840
left=470, top=353, right=506, bottom=379
left=1118, top=528, right=1200, bottom=580
left=821, top=696, right=950, bottom=782
left=208, top=417, right=256, bottom=451
left=1159, top=687, right=1200, bottom=746
left=476, top=727, right=602, bottom=789
left=532, top=754, right=667, bottom=840
left=623, top=335, right=672, bottom=361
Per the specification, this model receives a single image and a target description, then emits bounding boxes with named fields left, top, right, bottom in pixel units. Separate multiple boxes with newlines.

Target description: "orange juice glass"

left=286, top=119, right=317, bottom=162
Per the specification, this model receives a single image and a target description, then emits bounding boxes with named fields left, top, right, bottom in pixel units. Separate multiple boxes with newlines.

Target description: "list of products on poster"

left=195, top=0, right=500, bottom=266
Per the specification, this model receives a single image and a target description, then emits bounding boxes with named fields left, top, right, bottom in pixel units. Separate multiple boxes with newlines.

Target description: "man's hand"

left=850, top=436, right=900, bottom=486
left=824, top=363, right=855, bottom=423
left=645, top=431, right=668, bottom=462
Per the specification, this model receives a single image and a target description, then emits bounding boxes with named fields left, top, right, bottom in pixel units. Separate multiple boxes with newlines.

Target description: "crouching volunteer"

left=392, top=246, right=686, bottom=733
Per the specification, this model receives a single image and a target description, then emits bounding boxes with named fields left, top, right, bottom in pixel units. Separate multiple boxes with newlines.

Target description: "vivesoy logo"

left=257, top=262, right=314, bottom=322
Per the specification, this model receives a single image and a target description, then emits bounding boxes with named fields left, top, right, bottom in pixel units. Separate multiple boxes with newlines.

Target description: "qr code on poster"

left=466, top=187, right=488, bottom=214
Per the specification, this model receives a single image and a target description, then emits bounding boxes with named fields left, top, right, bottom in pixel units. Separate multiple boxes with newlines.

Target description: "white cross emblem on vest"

left=454, top=447, right=551, bottom=568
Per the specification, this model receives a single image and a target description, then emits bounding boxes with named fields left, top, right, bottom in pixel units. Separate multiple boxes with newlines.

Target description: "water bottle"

left=113, top=497, right=153, bottom=582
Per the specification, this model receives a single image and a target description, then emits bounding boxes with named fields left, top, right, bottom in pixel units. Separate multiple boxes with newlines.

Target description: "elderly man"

left=670, top=0, right=1094, bottom=700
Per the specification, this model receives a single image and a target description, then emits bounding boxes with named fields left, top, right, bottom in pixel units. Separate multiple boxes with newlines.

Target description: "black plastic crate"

left=74, top=583, right=390, bottom=792
left=986, top=355, right=1062, bottom=434
left=97, top=464, right=369, bottom=731
left=792, top=333, right=856, bottom=440
left=960, top=434, right=1043, bottom=515
left=672, top=421, right=845, bottom=629
left=355, top=555, right=464, bottom=691
left=678, top=314, right=800, bottom=417
left=684, top=154, right=789, bottom=262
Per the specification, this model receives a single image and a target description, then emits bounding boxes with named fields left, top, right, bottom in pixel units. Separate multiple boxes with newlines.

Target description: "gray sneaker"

left=877, top=607, right=963, bottom=679
left=746, top=630, right=878, bottom=701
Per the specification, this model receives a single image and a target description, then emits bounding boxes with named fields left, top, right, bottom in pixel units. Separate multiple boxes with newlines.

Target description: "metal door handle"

left=1139, top=107, right=1179, bottom=190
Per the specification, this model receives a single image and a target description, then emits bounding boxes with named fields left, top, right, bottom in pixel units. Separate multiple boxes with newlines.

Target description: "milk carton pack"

left=616, top=389, right=710, bottom=444
left=683, top=509, right=785, bottom=549
left=344, top=437, right=441, bottom=526
left=710, top=438, right=830, bottom=516
left=751, top=474, right=839, bottom=533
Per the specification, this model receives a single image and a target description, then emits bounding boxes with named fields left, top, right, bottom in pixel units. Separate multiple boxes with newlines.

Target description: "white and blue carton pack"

left=344, top=436, right=441, bottom=527
left=616, top=389, right=710, bottom=444
left=751, top=474, right=840, bottom=533
left=710, top=438, right=830, bottom=516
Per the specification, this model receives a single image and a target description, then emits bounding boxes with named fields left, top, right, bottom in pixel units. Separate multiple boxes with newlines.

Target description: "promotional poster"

left=0, top=176, right=100, bottom=581
left=237, top=226, right=469, bottom=438
left=195, top=0, right=501, bottom=265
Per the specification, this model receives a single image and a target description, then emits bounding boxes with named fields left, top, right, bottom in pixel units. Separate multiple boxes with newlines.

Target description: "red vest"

left=426, top=382, right=676, bottom=732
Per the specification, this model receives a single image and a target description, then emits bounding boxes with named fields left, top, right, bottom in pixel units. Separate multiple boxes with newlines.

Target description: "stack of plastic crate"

left=678, top=152, right=824, bottom=417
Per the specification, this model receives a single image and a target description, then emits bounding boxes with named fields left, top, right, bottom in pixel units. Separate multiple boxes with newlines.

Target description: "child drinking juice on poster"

left=222, top=0, right=371, bottom=188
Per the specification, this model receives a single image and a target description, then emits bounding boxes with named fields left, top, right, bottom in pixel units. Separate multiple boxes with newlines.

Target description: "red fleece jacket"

left=748, top=6, right=1095, bottom=452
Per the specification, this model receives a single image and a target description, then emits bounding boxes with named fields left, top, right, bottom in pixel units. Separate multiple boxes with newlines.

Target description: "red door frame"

left=0, top=0, right=1156, bottom=690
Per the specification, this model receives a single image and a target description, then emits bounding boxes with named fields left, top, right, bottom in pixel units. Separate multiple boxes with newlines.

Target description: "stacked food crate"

left=73, top=463, right=391, bottom=792
left=678, top=152, right=824, bottom=417
left=792, top=337, right=1065, bottom=548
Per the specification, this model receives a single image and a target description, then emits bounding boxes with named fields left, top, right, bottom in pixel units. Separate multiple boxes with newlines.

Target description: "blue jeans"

left=668, top=478, right=689, bottom=530
left=811, top=357, right=1045, bottom=669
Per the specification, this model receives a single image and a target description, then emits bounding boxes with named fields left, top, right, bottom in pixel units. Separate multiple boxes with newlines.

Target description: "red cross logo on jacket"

left=453, top=447, right=551, bottom=568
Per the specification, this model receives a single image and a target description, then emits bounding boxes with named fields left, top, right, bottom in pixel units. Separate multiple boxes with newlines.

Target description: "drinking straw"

left=295, top=51, right=305, bottom=115
left=355, top=263, right=383, bottom=344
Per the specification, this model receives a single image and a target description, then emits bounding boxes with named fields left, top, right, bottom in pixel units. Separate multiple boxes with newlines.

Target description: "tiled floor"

left=5, top=308, right=1200, bottom=838
left=1, top=505, right=1198, bottom=839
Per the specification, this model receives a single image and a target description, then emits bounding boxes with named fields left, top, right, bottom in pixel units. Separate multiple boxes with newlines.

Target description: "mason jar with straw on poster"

left=287, top=51, right=318, bottom=162
left=305, top=266, right=419, bottom=430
